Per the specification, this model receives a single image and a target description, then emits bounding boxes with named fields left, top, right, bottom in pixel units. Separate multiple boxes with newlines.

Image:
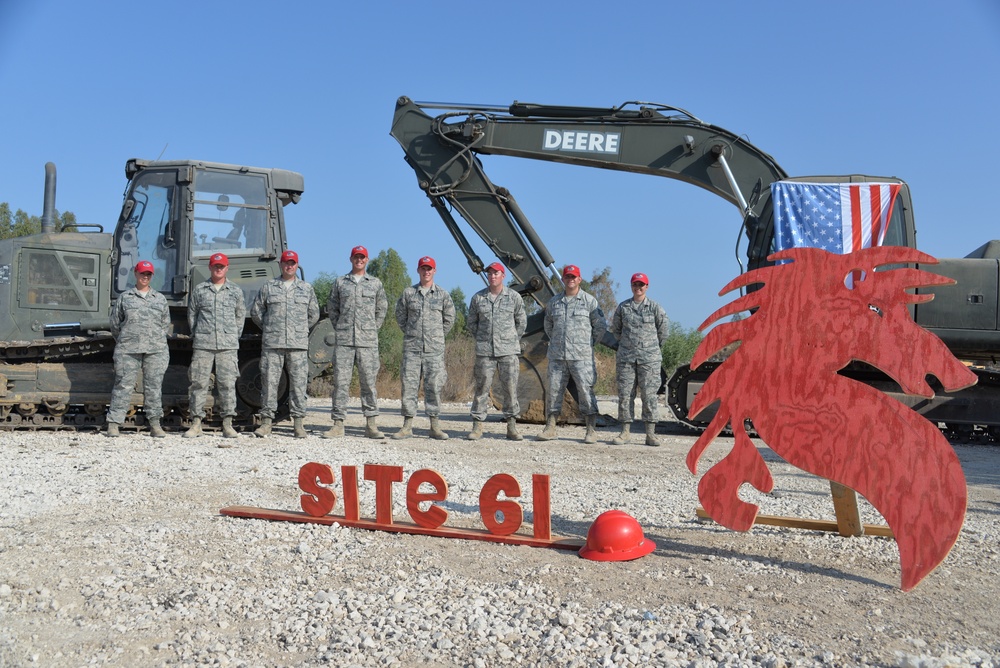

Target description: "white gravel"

left=1, top=397, right=998, bottom=667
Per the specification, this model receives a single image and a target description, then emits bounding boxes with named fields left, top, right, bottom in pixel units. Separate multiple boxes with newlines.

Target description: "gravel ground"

left=1, top=396, right=998, bottom=668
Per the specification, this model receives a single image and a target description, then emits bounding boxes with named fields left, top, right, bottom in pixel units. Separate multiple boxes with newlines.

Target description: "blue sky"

left=2, top=1, right=998, bottom=329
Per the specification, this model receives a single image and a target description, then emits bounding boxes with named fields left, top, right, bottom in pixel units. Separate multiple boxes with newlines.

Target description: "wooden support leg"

left=830, top=481, right=864, bottom=537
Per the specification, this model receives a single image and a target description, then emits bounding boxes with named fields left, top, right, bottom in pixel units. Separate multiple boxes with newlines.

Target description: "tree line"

left=310, top=247, right=704, bottom=386
left=0, top=206, right=704, bottom=393
left=0, top=203, right=77, bottom=239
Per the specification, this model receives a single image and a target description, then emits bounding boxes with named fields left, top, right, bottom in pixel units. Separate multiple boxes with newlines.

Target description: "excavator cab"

left=112, top=159, right=303, bottom=317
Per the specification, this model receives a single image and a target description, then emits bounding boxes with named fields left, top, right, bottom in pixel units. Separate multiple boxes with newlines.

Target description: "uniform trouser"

left=259, top=348, right=308, bottom=419
left=546, top=357, right=599, bottom=417
left=471, top=354, right=520, bottom=421
left=331, top=345, right=380, bottom=420
left=400, top=351, right=446, bottom=418
left=109, top=348, right=169, bottom=424
left=188, top=348, right=240, bottom=419
left=616, top=358, right=659, bottom=423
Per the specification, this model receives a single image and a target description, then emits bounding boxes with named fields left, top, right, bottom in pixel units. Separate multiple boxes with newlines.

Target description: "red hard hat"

left=579, top=510, right=656, bottom=562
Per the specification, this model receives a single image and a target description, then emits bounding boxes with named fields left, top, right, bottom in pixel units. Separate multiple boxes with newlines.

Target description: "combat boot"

left=583, top=414, right=598, bottom=444
left=644, top=422, right=662, bottom=447
left=323, top=419, right=344, bottom=439
left=393, top=417, right=413, bottom=440
left=184, top=418, right=202, bottom=439
left=467, top=420, right=484, bottom=441
left=537, top=415, right=557, bottom=441
left=293, top=417, right=307, bottom=439
left=149, top=419, right=166, bottom=439
left=611, top=421, right=631, bottom=445
left=365, top=416, right=384, bottom=439
left=254, top=417, right=272, bottom=438
left=221, top=417, right=238, bottom=438
left=506, top=417, right=522, bottom=441
left=106, top=422, right=120, bottom=438
left=428, top=416, right=449, bottom=441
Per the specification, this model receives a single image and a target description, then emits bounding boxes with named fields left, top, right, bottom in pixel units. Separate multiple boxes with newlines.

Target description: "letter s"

left=299, top=462, right=336, bottom=517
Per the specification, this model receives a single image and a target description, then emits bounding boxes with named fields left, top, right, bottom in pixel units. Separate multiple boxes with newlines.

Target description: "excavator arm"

left=390, top=96, right=788, bottom=423
left=390, top=96, right=789, bottom=299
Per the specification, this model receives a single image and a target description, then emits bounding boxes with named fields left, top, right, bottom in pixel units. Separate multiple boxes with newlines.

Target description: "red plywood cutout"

left=687, top=246, right=977, bottom=591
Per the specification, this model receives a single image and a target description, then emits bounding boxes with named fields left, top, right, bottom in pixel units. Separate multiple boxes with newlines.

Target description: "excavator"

left=0, top=159, right=334, bottom=430
left=390, top=96, right=1000, bottom=437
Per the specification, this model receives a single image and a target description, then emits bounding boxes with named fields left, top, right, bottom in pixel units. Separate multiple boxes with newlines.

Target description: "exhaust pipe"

left=41, top=162, right=57, bottom=234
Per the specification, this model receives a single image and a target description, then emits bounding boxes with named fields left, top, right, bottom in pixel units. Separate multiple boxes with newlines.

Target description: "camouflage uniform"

left=610, top=297, right=669, bottom=423
left=251, top=277, right=319, bottom=419
left=108, top=287, right=171, bottom=424
left=467, top=286, right=526, bottom=420
left=544, top=290, right=607, bottom=417
left=327, top=273, right=388, bottom=420
left=395, top=283, right=456, bottom=417
left=187, top=280, right=247, bottom=419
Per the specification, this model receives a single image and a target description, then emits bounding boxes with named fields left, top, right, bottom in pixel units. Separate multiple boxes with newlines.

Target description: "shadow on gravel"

left=542, top=510, right=892, bottom=589
left=640, top=527, right=894, bottom=589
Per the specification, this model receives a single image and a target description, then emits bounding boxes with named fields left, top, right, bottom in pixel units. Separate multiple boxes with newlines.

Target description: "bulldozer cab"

left=112, top=159, right=303, bottom=305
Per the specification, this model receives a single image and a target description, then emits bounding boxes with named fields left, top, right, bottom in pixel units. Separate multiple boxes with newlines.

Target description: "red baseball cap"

left=562, top=264, right=581, bottom=278
left=135, top=260, right=154, bottom=274
left=280, top=250, right=299, bottom=264
left=418, top=256, right=436, bottom=269
left=630, top=272, right=649, bottom=285
left=209, top=253, right=229, bottom=267
left=486, top=262, right=505, bottom=275
left=350, top=245, right=368, bottom=259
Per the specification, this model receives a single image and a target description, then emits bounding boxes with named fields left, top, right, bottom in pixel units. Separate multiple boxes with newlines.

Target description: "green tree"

left=0, top=202, right=78, bottom=239
left=582, top=266, right=619, bottom=321
left=366, top=248, right=412, bottom=379
left=311, top=271, right=337, bottom=308
left=59, top=211, right=78, bottom=232
left=661, top=321, right=705, bottom=375
left=448, top=286, right=468, bottom=340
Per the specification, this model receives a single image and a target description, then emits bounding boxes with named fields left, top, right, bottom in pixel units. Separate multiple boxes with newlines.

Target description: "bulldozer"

left=390, top=96, right=1000, bottom=436
left=0, top=159, right=334, bottom=430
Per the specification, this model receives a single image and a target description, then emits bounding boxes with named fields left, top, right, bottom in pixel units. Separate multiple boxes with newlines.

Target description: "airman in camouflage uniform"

left=107, top=260, right=170, bottom=438
left=250, top=250, right=319, bottom=438
left=609, top=272, right=669, bottom=446
left=324, top=245, right=388, bottom=440
left=393, top=256, right=456, bottom=440
left=184, top=253, right=246, bottom=441
left=538, top=264, right=607, bottom=444
left=466, top=262, right=527, bottom=441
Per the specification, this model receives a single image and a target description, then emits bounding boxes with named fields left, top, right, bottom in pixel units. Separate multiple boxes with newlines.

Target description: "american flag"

left=772, top=182, right=901, bottom=254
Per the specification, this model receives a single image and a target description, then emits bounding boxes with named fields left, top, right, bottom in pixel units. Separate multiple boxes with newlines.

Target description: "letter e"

left=407, top=469, right=449, bottom=529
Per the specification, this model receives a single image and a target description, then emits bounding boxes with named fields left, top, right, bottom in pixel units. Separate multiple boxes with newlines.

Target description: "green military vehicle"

left=0, top=160, right=333, bottom=430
